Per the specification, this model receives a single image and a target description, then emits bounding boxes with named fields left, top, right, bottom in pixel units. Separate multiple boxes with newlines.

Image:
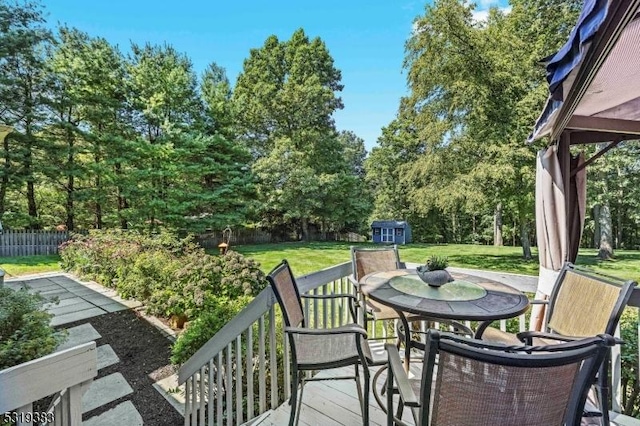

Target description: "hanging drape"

left=530, top=146, right=586, bottom=330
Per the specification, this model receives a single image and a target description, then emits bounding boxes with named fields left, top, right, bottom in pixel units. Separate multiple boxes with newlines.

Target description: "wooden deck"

left=253, top=365, right=403, bottom=426
left=253, top=358, right=640, bottom=426
left=254, top=343, right=417, bottom=426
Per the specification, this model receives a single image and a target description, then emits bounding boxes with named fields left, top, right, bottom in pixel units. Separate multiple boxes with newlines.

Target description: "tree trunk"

left=115, top=163, right=128, bottom=229
left=451, top=212, right=458, bottom=243
left=520, top=218, right=532, bottom=260
left=94, top=152, right=102, bottom=229
left=617, top=165, right=624, bottom=249
left=301, top=217, right=309, bottom=241
left=493, top=202, right=503, bottom=246
left=593, top=205, right=601, bottom=248
left=0, top=134, right=9, bottom=217
left=598, top=201, right=613, bottom=259
left=65, top=129, right=75, bottom=231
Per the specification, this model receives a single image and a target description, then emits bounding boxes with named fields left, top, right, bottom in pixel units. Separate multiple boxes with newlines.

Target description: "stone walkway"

left=5, top=273, right=158, bottom=425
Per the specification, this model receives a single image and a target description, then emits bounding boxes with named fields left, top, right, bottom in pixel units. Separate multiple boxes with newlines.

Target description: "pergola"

left=528, top=0, right=640, bottom=325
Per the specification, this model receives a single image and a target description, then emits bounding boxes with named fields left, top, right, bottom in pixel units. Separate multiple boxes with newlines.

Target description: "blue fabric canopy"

left=545, top=0, right=609, bottom=97
left=529, top=0, right=610, bottom=141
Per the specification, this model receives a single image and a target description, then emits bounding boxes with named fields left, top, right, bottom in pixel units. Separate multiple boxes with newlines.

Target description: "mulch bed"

left=56, top=310, right=184, bottom=425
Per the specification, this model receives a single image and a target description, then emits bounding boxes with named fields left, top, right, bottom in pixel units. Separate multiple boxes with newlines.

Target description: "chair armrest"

left=385, top=344, right=419, bottom=407
left=347, top=274, right=359, bottom=287
left=516, top=331, right=623, bottom=346
left=285, top=324, right=367, bottom=337
left=301, top=293, right=358, bottom=322
left=530, top=299, right=549, bottom=306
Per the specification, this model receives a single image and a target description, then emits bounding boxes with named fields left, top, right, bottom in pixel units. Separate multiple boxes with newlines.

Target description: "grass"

left=233, top=242, right=640, bottom=282
left=232, top=242, right=540, bottom=275
left=0, top=254, right=61, bottom=278
left=2, top=242, right=638, bottom=283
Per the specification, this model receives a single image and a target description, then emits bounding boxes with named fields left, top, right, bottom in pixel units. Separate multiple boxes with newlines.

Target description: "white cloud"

left=472, top=5, right=512, bottom=23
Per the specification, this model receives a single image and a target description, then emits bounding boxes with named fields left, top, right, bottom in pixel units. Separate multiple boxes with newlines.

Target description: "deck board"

left=253, top=364, right=415, bottom=426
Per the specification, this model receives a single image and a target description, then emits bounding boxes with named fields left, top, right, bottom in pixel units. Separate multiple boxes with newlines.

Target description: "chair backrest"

left=546, top=263, right=637, bottom=337
left=419, top=331, right=615, bottom=426
left=267, top=260, right=304, bottom=328
left=350, top=245, right=401, bottom=282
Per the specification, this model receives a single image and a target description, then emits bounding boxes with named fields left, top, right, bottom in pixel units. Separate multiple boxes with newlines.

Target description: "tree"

left=233, top=28, right=343, bottom=157
left=0, top=0, right=52, bottom=228
left=234, top=29, right=366, bottom=239
left=200, top=63, right=234, bottom=139
left=367, top=0, right=580, bottom=253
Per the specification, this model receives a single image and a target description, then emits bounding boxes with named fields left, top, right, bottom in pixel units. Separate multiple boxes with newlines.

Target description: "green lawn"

left=233, top=242, right=640, bottom=282
left=2, top=242, right=638, bottom=282
left=0, top=255, right=61, bottom=278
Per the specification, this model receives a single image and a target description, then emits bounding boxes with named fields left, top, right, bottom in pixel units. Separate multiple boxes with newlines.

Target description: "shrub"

left=60, top=230, right=268, bottom=365
left=170, top=296, right=252, bottom=364
left=0, top=287, right=65, bottom=369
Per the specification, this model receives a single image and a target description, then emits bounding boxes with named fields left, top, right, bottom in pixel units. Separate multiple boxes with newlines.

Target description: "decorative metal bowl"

left=416, top=265, right=454, bottom=287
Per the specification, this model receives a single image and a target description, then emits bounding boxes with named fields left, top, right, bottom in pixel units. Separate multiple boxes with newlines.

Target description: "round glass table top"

left=388, top=275, right=487, bottom=301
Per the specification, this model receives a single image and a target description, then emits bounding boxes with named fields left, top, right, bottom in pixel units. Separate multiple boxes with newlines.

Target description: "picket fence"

left=0, top=230, right=70, bottom=256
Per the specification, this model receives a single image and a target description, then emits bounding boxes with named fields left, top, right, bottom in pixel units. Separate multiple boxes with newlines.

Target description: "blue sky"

left=43, top=0, right=509, bottom=151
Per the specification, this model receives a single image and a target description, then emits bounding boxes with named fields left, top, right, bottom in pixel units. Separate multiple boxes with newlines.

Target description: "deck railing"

left=178, top=262, right=640, bottom=426
left=0, top=342, right=97, bottom=426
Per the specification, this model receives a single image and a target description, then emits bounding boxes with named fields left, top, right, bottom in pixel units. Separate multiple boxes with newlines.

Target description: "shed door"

left=381, top=228, right=394, bottom=242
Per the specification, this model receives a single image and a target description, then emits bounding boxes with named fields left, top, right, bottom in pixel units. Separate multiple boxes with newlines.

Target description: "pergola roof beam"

left=567, top=115, right=640, bottom=134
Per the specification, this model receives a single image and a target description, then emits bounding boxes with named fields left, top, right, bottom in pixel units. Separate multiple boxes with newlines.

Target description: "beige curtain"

left=530, top=146, right=586, bottom=331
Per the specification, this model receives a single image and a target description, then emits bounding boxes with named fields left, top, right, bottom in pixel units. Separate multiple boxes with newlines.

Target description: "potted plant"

left=416, top=255, right=454, bottom=287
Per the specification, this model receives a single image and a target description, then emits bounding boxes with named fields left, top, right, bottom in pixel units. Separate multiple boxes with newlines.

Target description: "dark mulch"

left=56, top=310, right=183, bottom=425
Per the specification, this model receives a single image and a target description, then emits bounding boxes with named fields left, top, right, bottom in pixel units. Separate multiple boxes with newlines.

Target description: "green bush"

left=170, top=297, right=252, bottom=364
left=60, top=230, right=268, bottom=365
left=620, top=309, right=640, bottom=416
left=0, top=287, right=65, bottom=370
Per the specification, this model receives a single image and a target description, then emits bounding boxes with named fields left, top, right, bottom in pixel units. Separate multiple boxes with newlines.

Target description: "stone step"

left=51, top=307, right=106, bottom=327
left=82, top=373, right=133, bottom=413
left=56, top=323, right=101, bottom=351
left=83, top=401, right=143, bottom=426
left=96, top=345, right=119, bottom=370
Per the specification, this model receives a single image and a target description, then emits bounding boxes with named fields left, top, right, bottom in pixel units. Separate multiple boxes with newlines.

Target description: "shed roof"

left=371, top=220, right=408, bottom=228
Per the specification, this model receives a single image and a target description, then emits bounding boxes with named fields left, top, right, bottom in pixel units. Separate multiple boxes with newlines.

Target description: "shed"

left=371, top=220, right=411, bottom=244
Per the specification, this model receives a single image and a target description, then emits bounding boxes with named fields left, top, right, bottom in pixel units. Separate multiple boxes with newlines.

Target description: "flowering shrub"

left=59, top=230, right=267, bottom=364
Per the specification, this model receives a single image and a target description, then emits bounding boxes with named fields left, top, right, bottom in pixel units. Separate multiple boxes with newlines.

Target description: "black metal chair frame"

left=267, top=259, right=372, bottom=426
left=386, top=330, right=617, bottom=426
left=475, top=262, right=637, bottom=425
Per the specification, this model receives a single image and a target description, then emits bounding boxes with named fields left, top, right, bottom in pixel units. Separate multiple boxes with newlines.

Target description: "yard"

left=2, top=241, right=639, bottom=282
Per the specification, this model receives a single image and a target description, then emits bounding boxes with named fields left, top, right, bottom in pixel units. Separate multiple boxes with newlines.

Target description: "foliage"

left=59, top=230, right=267, bottom=318
left=425, top=255, right=448, bottom=271
left=0, top=286, right=65, bottom=369
left=234, top=29, right=371, bottom=238
left=620, top=309, right=640, bottom=416
left=170, top=297, right=250, bottom=364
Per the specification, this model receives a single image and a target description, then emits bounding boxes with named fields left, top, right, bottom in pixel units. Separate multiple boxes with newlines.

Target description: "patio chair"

left=475, top=262, right=637, bottom=424
left=350, top=245, right=404, bottom=328
left=267, top=259, right=374, bottom=426
left=385, top=330, right=616, bottom=426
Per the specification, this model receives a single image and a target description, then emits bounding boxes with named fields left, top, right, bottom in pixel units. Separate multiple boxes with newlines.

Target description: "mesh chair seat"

left=293, top=324, right=373, bottom=369
left=481, top=327, right=559, bottom=346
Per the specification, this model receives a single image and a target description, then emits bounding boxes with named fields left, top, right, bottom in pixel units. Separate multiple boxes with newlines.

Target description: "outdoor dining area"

left=263, top=247, right=635, bottom=426
left=176, top=1, right=640, bottom=425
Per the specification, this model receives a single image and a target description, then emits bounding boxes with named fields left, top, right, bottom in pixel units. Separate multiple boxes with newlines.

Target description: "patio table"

left=359, top=268, right=530, bottom=412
